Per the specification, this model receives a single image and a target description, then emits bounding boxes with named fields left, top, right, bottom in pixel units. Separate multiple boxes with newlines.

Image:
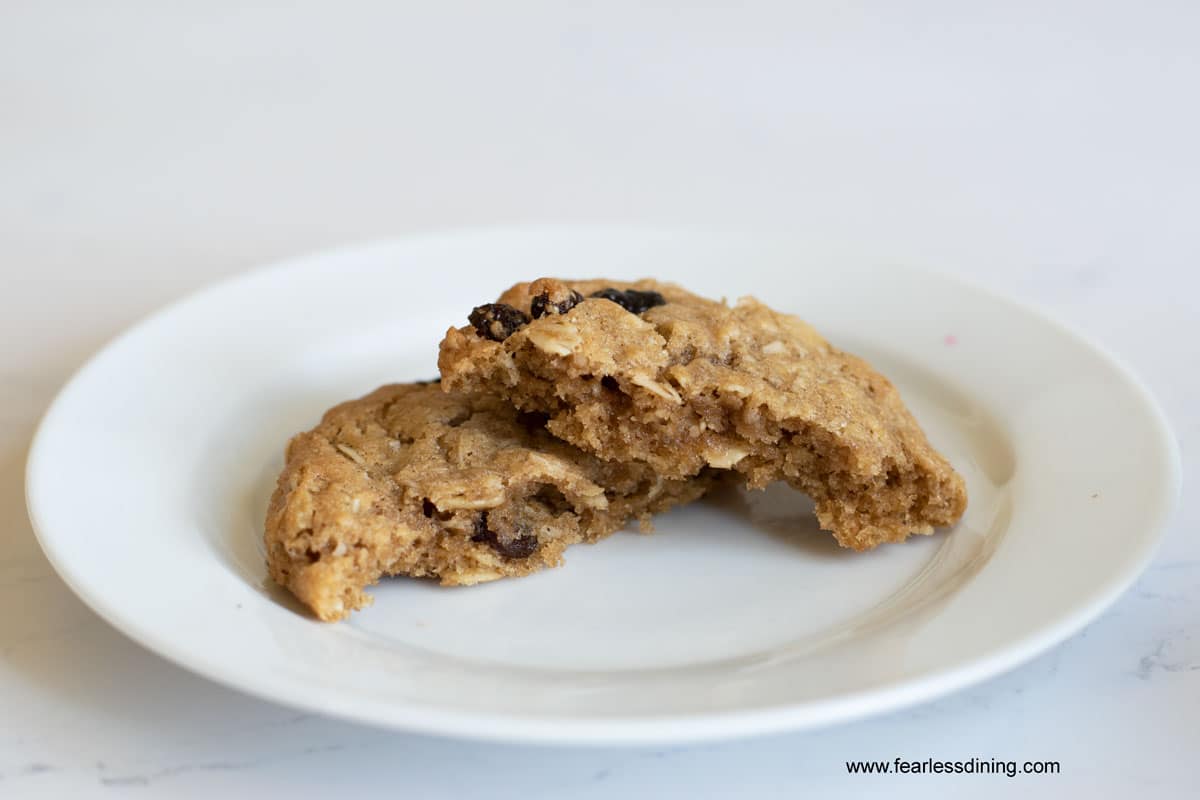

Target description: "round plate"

left=26, top=227, right=1180, bottom=744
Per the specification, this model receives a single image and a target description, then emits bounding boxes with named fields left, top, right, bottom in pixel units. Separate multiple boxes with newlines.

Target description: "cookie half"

left=265, top=382, right=712, bottom=620
left=439, top=278, right=967, bottom=551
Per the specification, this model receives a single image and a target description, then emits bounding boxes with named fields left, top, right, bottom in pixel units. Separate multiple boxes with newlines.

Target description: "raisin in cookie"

left=265, top=382, right=713, bottom=621
left=439, top=278, right=967, bottom=551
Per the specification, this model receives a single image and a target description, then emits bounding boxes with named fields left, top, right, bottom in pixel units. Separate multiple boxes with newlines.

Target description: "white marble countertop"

left=2, top=2, right=1196, bottom=797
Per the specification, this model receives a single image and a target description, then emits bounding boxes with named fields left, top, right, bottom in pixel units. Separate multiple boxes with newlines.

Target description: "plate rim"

left=24, top=224, right=1183, bottom=745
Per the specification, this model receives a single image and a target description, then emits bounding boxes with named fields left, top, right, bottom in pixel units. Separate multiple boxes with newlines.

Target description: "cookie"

left=439, top=278, right=967, bottom=550
left=265, top=382, right=713, bottom=621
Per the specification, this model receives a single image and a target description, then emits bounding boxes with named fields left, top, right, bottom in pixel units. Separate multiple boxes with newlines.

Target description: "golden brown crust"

left=439, top=278, right=967, bottom=550
left=265, top=382, right=712, bottom=620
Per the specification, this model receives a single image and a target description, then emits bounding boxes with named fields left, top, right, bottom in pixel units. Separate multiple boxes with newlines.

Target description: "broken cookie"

left=265, top=382, right=714, bottom=620
left=439, top=277, right=967, bottom=551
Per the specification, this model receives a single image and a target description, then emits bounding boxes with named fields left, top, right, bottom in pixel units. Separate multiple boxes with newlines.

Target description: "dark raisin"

left=589, top=288, right=666, bottom=315
left=469, top=303, right=530, bottom=341
left=496, top=533, right=539, bottom=558
left=627, top=289, right=667, bottom=312
left=600, top=375, right=620, bottom=391
left=589, top=288, right=630, bottom=308
left=531, top=288, right=584, bottom=319
left=422, top=498, right=436, bottom=518
left=470, top=511, right=539, bottom=559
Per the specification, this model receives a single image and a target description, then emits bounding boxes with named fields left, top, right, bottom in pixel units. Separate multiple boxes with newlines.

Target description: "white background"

left=2, top=2, right=1197, bottom=797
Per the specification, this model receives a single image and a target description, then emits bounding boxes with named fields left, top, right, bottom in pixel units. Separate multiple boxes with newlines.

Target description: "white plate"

left=26, top=227, right=1180, bottom=745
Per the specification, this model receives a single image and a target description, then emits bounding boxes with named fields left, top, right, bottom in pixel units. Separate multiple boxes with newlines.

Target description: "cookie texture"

left=439, top=278, right=967, bottom=550
left=265, top=383, right=712, bottom=621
